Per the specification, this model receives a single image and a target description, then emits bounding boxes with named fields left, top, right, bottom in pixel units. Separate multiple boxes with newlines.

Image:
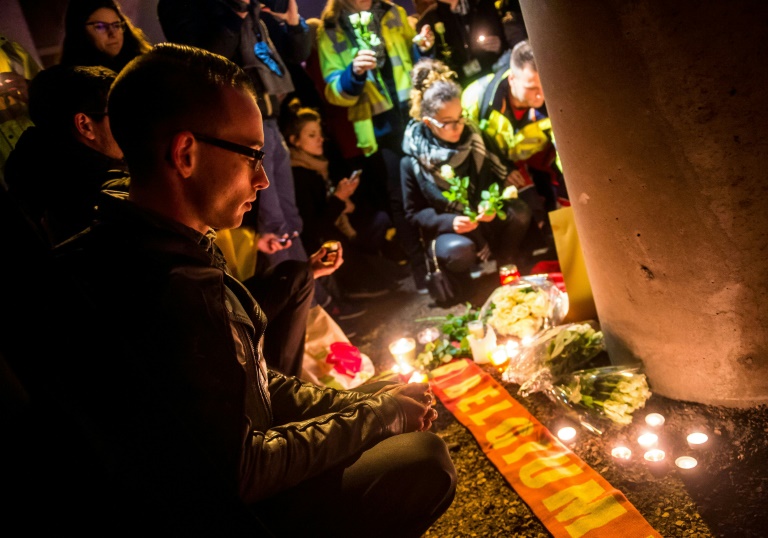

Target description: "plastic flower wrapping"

left=549, top=365, right=652, bottom=426
left=503, top=320, right=605, bottom=396
left=479, top=275, right=568, bottom=342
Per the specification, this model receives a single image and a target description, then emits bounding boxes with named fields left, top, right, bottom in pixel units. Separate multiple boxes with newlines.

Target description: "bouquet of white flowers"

left=348, top=11, right=381, bottom=50
left=549, top=365, right=652, bottom=426
left=479, top=275, right=567, bottom=342
left=507, top=321, right=605, bottom=396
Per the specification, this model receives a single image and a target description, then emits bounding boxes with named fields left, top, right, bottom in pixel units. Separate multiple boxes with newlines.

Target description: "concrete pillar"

left=519, top=0, right=768, bottom=407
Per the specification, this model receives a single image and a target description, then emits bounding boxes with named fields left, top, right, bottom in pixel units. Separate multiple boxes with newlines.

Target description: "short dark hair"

left=510, top=40, right=536, bottom=72
left=28, top=64, right=116, bottom=133
left=108, top=43, right=255, bottom=176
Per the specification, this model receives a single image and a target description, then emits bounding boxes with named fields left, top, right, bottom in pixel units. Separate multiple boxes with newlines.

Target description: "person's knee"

left=436, top=235, right=476, bottom=273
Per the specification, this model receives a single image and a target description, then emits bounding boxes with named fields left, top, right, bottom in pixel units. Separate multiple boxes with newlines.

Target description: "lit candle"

left=408, top=371, right=428, bottom=384
left=645, top=413, right=665, bottom=428
left=389, top=337, right=416, bottom=372
left=637, top=432, right=658, bottom=448
left=467, top=320, right=484, bottom=339
left=498, top=264, right=520, bottom=285
left=557, top=426, right=576, bottom=443
left=489, top=345, right=509, bottom=367
left=643, top=448, right=666, bottom=463
left=504, top=340, right=520, bottom=359
left=417, top=327, right=441, bottom=345
left=675, top=456, right=698, bottom=470
left=687, top=432, right=709, bottom=449
left=611, top=446, right=632, bottom=461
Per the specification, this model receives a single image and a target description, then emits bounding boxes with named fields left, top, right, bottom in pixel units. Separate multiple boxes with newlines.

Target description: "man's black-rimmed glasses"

left=192, top=132, right=266, bottom=172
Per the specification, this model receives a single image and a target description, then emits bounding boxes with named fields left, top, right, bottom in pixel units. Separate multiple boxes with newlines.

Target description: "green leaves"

left=414, top=304, right=478, bottom=370
left=439, top=165, right=516, bottom=222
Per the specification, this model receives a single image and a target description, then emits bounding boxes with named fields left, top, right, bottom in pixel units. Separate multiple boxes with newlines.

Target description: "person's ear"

left=288, top=134, right=297, bottom=146
left=74, top=112, right=97, bottom=141
left=168, top=131, right=196, bottom=178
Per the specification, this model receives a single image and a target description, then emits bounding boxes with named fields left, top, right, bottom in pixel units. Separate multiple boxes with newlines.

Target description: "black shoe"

left=328, top=302, right=368, bottom=321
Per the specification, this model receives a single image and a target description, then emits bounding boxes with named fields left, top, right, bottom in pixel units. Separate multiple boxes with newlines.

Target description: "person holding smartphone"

left=282, top=100, right=403, bottom=302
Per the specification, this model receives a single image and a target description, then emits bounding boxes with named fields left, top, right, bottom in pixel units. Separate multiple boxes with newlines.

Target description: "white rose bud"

left=502, top=185, right=518, bottom=199
left=440, top=164, right=455, bottom=180
left=434, top=22, right=445, bottom=35
left=349, top=13, right=360, bottom=26
left=360, top=11, right=372, bottom=26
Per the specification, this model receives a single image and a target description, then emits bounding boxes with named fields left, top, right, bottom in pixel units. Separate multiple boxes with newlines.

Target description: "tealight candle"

left=675, top=456, right=698, bottom=470
left=417, top=327, right=441, bottom=345
left=643, top=449, right=666, bottom=463
left=637, top=432, right=659, bottom=448
left=645, top=413, right=665, bottom=428
left=467, top=320, right=484, bottom=339
left=389, top=337, right=416, bottom=369
left=687, top=432, right=709, bottom=449
left=489, top=345, right=509, bottom=368
left=557, top=426, right=577, bottom=443
left=611, top=446, right=632, bottom=461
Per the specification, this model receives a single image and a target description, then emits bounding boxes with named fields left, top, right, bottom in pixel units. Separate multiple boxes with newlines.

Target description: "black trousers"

left=250, top=382, right=457, bottom=537
left=243, top=260, right=314, bottom=378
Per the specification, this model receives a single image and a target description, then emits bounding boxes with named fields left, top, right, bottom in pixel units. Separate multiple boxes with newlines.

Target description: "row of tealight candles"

left=609, top=412, right=709, bottom=473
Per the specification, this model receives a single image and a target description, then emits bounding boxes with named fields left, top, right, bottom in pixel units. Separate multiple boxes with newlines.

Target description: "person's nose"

left=253, top=169, right=269, bottom=191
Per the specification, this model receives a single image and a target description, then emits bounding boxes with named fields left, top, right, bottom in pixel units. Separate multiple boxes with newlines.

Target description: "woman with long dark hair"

left=60, top=0, right=151, bottom=73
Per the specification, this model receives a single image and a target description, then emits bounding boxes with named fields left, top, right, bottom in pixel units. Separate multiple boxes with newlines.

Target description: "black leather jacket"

left=53, top=191, right=409, bottom=507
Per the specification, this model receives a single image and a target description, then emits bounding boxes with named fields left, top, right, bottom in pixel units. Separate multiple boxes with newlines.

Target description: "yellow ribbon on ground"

left=430, top=359, right=660, bottom=538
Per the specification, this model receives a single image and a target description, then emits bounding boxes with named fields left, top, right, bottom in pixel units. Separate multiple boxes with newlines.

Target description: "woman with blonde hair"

left=60, top=0, right=151, bottom=73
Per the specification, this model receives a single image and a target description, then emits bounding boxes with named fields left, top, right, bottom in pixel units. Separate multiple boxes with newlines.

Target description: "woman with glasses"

left=60, top=0, right=151, bottom=73
left=401, top=57, right=541, bottom=304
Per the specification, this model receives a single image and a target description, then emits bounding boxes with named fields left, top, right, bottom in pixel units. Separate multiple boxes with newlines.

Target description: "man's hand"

left=260, top=0, right=300, bottom=26
left=352, top=49, right=377, bottom=76
left=309, top=244, right=343, bottom=279
left=453, top=215, right=479, bottom=234
left=376, top=383, right=438, bottom=432
left=258, top=232, right=292, bottom=254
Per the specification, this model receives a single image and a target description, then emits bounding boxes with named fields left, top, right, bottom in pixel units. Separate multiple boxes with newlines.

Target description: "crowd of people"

left=1, top=0, right=569, bottom=535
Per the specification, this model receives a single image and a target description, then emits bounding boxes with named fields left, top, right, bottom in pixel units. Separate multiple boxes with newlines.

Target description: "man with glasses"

left=4, top=63, right=125, bottom=246
left=51, top=43, right=456, bottom=535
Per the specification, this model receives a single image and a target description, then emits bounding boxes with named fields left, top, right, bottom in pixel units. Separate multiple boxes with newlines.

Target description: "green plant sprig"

left=439, top=165, right=518, bottom=222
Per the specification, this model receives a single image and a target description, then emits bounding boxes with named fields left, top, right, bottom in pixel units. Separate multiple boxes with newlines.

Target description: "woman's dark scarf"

left=401, top=119, right=507, bottom=212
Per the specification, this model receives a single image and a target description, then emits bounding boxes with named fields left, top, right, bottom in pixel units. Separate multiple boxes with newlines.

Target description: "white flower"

left=440, top=164, right=455, bottom=180
left=502, top=185, right=518, bottom=199
left=368, top=33, right=381, bottom=47
left=359, top=11, right=372, bottom=26
left=434, top=22, right=445, bottom=35
left=349, top=13, right=360, bottom=26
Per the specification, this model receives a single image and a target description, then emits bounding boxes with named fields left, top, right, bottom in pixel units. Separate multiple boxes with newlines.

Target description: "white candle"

left=389, top=338, right=416, bottom=373
left=645, top=413, right=665, bottom=428
left=687, top=432, right=708, bottom=449
left=557, top=426, right=576, bottom=443
left=637, top=432, right=658, bottom=448
left=489, top=345, right=508, bottom=366
left=675, top=456, right=698, bottom=470
left=644, top=448, right=665, bottom=462
left=467, top=320, right=484, bottom=339
left=417, top=327, right=441, bottom=344
left=611, top=446, right=632, bottom=461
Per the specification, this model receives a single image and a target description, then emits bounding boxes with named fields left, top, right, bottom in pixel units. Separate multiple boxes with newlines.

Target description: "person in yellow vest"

left=462, top=39, right=568, bottom=237
left=316, top=0, right=436, bottom=292
left=0, top=34, right=40, bottom=189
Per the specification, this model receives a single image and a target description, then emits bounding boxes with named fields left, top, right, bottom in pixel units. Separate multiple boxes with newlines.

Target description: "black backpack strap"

left=479, top=67, right=509, bottom=124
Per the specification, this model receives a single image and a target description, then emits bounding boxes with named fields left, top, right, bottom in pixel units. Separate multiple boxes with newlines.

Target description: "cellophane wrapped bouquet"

left=479, top=275, right=568, bottom=342
left=503, top=321, right=605, bottom=396
left=548, top=365, right=652, bottom=426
